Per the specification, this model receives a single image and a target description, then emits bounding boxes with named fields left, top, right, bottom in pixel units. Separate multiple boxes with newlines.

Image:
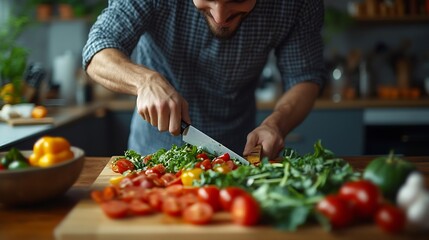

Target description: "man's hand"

left=136, top=71, right=190, bottom=136
left=243, top=124, right=284, bottom=160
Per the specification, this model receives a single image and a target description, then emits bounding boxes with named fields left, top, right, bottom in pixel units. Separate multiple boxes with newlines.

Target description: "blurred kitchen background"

left=1, top=0, right=429, bottom=157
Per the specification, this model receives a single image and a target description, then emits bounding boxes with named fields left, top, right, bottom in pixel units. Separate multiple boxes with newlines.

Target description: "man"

left=83, top=0, right=326, bottom=159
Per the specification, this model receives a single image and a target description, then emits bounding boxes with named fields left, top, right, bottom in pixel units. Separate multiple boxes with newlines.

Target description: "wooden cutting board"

left=54, top=157, right=415, bottom=240
left=6, top=117, right=54, bottom=126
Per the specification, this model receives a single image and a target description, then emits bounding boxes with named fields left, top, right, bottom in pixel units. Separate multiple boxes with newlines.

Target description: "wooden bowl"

left=0, top=147, right=85, bottom=206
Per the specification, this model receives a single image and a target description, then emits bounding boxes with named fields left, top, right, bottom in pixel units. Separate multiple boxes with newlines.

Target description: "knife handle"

left=180, top=120, right=190, bottom=134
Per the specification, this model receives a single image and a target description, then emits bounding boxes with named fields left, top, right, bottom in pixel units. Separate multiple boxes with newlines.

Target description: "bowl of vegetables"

left=0, top=139, right=85, bottom=207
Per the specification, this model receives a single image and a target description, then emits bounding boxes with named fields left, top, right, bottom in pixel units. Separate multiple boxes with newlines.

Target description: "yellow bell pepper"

left=29, top=136, right=74, bottom=167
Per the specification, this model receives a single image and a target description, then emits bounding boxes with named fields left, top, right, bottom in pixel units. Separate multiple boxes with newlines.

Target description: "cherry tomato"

left=200, top=159, right=212, bottom=170
left=316, top=194, right=354, bottom=229
left=219, top=187, right=247, bottom=212
left=197, top=185, right=222, bottom=211
left=162, top=196, right=183, bottom=217
left=339, top=180, right=382, bottom=220
left=196, top=153, right=208, bottom=160
left=225, top=160, right=237, bottom=170
left=183, top=202, right=213, bottom=225
left=129, top=199, right=153, bottom=216
left=145, top=164, right=166, bottom=177
left=217, top=153, right=230, bottom=161
left=113, top=158, right=135, bottom=174
left=231, top=192, right=261, bottom=226
left=100, top=200, right=129, bottom=219
left=375, top=204, right=406, bottom=233
left=211, top=158, right=225, bottom=167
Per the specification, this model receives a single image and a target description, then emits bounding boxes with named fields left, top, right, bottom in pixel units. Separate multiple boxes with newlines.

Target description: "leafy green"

left=122, top=144, right=216, bottom=173
left=195, top=140, right=360, bottom=231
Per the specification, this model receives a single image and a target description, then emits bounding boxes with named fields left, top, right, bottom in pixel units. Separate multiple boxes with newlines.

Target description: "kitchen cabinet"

left=257, top=109, right=365, bottom=156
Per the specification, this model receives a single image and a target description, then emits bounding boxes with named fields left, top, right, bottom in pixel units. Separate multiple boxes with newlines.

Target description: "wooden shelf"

left=353, top=15, right=429, bottom=23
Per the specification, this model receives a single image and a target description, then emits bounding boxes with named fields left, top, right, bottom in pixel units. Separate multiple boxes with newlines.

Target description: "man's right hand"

left=86, top=48, right=190, bottom=136
left=136, top=70, right=190, bottom=136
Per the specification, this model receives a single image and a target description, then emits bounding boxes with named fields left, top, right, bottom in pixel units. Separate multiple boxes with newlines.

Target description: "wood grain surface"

left=53, top=156, right=429, bottom=240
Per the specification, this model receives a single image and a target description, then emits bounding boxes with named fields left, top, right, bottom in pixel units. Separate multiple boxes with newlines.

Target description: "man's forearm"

left=86, top=48, right=154, bottom=96
left=261, top=81, right=320, bottom=137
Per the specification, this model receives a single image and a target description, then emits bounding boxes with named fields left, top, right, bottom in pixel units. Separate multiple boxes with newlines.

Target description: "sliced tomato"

left=339, top=180, right=382, bottom=220
left=225, top=160, right=237, bottom=170
left=129, top=199, right=153, bottom=216
left=161, top=173, right=177, bottom=186
left=316, top=194, right=354, bottom=229
left=165, top=184, right=184, bottom=197
left=211, top=158, right=225, bottom=167
left=114, top=158, right=135, bottom=174
left=183, top=202, right=214, bottom=225
left=219, top=187, right=247, bottom=212
left=162, top=196, right=183, bottom=217
left=102, top=186, right=118, bottom=201
left=91, top=190, right=105, bottom=204
left=198, top=185, right=222, bottom=212
left=375, top=204, right=406, bottom=233
left=231, top=193, right=261, bottom=226
left=148, top=191, right=164, bottom=212
left=100, top=200, right=129, bottom=219
left=179, top=193, right=199, bottom=209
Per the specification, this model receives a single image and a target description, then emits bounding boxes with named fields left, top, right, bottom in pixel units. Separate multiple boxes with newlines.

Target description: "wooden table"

left=0, top=156, right=428, bottom=240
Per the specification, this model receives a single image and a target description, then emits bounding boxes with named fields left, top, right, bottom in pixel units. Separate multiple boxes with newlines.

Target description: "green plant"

left=0, top=15, right=30, bottom=104
left=323, top=6, right=354, bottom=44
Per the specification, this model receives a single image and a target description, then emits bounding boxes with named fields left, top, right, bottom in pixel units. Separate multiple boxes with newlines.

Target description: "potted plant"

left=0, top=16, right=30, bottom=105
left=30, top=0, right=55, bottom=22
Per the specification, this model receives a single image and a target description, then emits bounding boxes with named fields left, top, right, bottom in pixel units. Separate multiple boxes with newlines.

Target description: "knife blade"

left=181, top=121, right=249, bottom=165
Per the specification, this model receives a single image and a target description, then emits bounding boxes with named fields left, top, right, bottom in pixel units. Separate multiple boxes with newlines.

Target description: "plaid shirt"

left=83, top=0, right=326, bottom=155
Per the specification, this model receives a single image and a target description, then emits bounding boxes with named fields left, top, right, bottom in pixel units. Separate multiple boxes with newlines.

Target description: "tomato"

left=114, top=159, right=135, bottom=174
left=183, top=202, right=214, bottom=225
left=145, top=164, right=166, bottom=177
left=91, top=190, right=105, bottom=204
left=211, top=158, right=225, bottom=167
left=162, top=196, right=183, bottom=217
left=219, top=187, right=247, bottom=212
left=100, top=200, right=129, bottom=219
left=180, top=168, right=203, bottom=186
left=102, top=186, right=118, bottom=201
left=160, top=173, right=177, bottom=186
left=0, top=163, right=5, bottom=170
left=31, top=105, right=48, bottom=118
left=339, top=180, right=382, bottom=220
left=225, top=160, right=237, bottom=170
left=196, top=153, right=208, bottom=160
left=316, top=194, right=354, bottom=229
left=217, top=153, right=230, bottom=161
left=129, top=199, right=153, bottom=216
left=231, top=192, right=261, bottom=226
left=200, top=159, right=212, bottom=170
left=148, top=192, right=164, bottom=212
left=374, top=204, right=406, bottom=233
left=197, top=185, right=222, bottom=211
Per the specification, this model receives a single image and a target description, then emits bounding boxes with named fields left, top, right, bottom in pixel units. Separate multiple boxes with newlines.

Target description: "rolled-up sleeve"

left=275, top=0, right=326, bottom=91
left=82, top=0, right=157, bottom=70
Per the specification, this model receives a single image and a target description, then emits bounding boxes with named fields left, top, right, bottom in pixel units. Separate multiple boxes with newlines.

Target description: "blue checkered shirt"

left=83, top=0, right=326, bottom=155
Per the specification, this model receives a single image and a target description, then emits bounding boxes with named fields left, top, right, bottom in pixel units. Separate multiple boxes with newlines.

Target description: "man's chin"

left=204, top=15, right=242, bottom=40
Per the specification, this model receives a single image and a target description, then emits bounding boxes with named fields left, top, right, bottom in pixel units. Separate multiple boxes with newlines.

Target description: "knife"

left=181, top=121, right=249, bottom=165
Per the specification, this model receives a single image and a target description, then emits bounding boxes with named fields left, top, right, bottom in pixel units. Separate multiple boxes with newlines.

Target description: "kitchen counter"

left=0, top=155, right=428, bottom=240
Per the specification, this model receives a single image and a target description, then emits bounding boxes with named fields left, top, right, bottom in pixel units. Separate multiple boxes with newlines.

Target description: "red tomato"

left=162, top=196, right=183, bottom=217
left=231, top=193, right=261, bottom=226
left=200, top=159, right=212, bottom=170
left=211, top=158, right=225, bottom=167
left=179, top=193, right=199, bottom=209
left=339, top=180, right=382, bottom=220
left=225, top=160, right=237, bottom=170
left=196, top=153, right=208, bottom=160
left=100, top=200, right=129, bottom=219
left=145, top=164, right=166, bottom=177
left=195, top=161, right=202, bottom=168
left=183, top=202, right=214, bottom=225
left=197, top=185, right=222, bottom=211
left=160, top=173, right=177, bottom=185
left=129, top=199, right=153, bottom=216
left=217, top=153, right=230, bottom=161
left=316, top=194, right=354, bottom=229
left=0, top=163, right=5, bottom=170
left=375, top=204, right=406, bottom=233
left=165, top=184, right=184, bottom=197
left=114, top=159, right=135, bottom=174
left=148, top=192, right=164, bottom=212
left=219, top=187, right=247, bottom=212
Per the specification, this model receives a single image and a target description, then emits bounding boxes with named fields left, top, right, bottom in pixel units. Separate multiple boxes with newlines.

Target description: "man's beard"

left=202, top=11, right=248, bottom=40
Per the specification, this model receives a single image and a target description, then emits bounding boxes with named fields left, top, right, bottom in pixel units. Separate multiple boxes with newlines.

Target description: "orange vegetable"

left=29, top=136, right=74, bottom=167
left=31, top=105, right=48, bottom=118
